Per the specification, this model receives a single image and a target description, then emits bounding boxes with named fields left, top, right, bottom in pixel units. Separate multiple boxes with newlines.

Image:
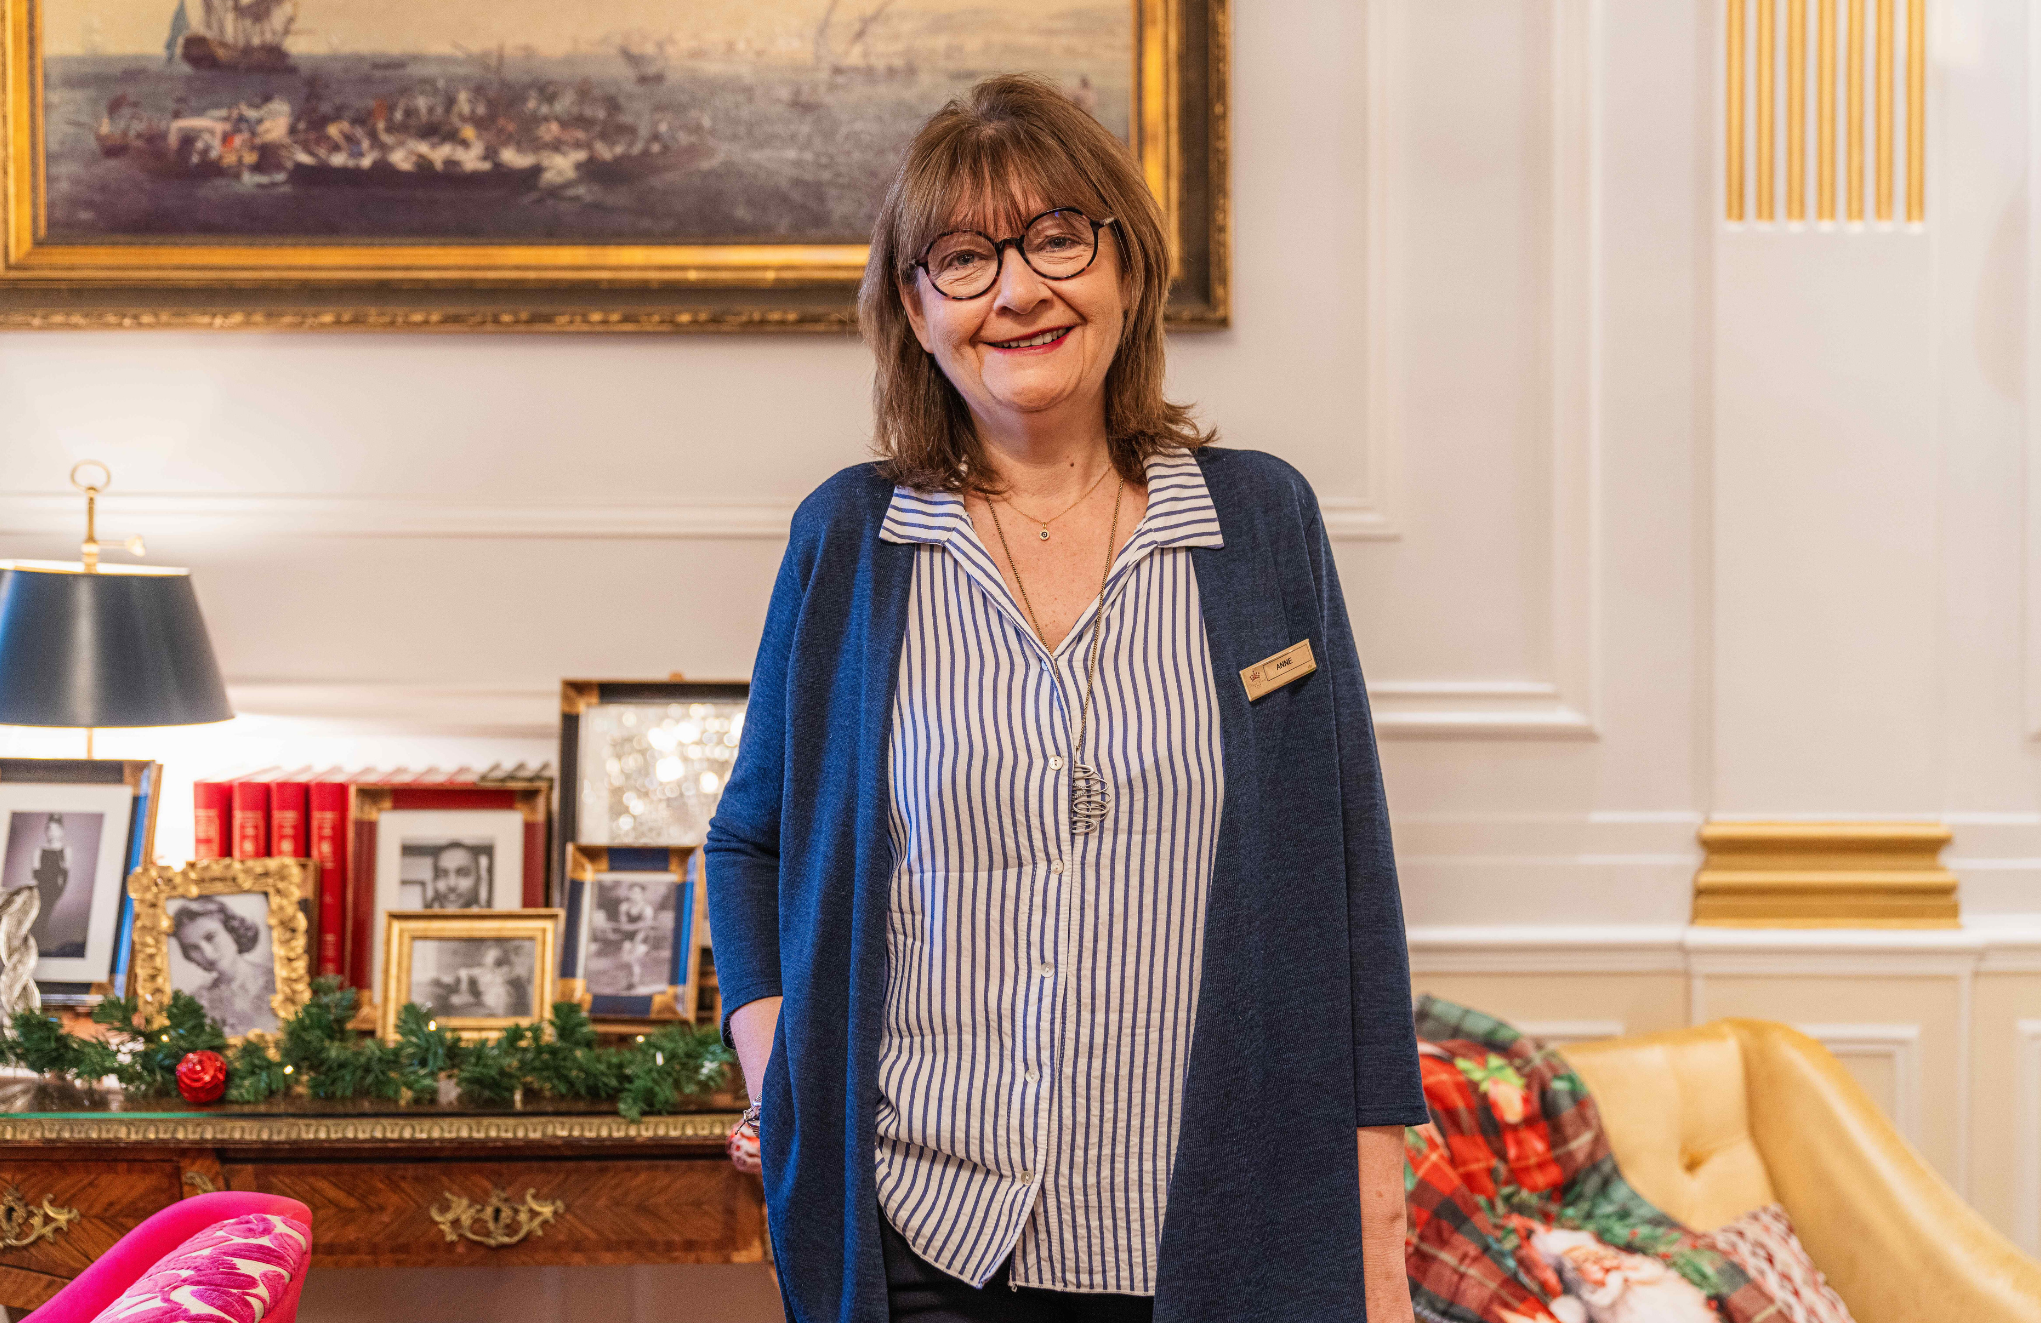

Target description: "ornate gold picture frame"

left=379, top=908, right=560, bottom=1042
left=0, top=0, right=1228, bottom=330
left=128, top=857, right=312, bottom=1042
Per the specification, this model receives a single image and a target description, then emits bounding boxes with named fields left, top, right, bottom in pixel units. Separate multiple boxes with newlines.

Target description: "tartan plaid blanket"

left=1405, top=997, right=1784, bottom=1323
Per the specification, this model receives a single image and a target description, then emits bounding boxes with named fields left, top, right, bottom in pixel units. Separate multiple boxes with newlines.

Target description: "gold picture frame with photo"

left=557, top=844, right=706, bottom=1033
left=0, top=0, right=1229, bottom=330
left=128, top=857, right=313, bottom=1043
left=379, top=908, right=561, bottom=1042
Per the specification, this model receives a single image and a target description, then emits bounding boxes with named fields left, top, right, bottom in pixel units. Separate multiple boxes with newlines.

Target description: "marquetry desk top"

left=0, top=1082, right=765, bottom=1312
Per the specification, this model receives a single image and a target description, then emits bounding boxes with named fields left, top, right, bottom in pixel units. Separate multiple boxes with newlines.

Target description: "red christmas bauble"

left=176, top=1049, right=228, bottom=1104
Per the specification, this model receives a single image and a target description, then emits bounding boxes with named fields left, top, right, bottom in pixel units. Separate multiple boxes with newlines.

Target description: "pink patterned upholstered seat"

left=24, top=1194, right=312, bottom=1323
left=89, top=1213, right=309, bottom=1323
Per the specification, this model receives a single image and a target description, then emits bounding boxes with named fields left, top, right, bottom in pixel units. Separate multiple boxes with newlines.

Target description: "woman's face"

left=900, top=198, right=1128, bottom=435
left=177, top=915, right=235, bottom=975
left=43, top=820, right=62, bottom=847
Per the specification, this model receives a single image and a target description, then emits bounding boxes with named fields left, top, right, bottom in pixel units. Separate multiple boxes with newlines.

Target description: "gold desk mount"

left=429, top=1186, right=564, bottom=1248
left=0, top=1185, right=80, bottom=1249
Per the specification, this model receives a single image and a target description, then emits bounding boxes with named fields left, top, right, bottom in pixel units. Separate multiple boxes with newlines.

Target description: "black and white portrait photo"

left=0, top=780, right=135, bottom=985
left=586, top=873, right=675, bottom=997
left=411, top=938, right=536, bottom=1020
left=1, top=809, right=105, bottom=959
left=166, top=893, right=279, bottom=1039
left=370, top=808, right=525, bottom=994
left=401, top=838, right=496, bottom=910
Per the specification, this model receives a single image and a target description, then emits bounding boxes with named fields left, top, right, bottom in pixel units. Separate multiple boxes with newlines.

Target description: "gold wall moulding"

left=0, top=0, right=1228, bottom=330
left=0, top=1186, right=78, bottom=1249
left=1692, top=820, right=1958, bottom=927
left=430, top=1186, right=564, bottom=1248
left=1724, top=0, right=1923, bottom=223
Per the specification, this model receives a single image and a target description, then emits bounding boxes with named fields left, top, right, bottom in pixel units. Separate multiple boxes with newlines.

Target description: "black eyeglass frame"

left=912, top=209, right=1119, bottom=300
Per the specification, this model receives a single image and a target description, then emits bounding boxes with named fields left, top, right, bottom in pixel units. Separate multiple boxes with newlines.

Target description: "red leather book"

left=192, top=780, right=231, bottom=861
left=231, top=780, right=271, bottom=859
left=269, top=778, right=310, bottom=858
left=308, top=779, right=350, bottom=979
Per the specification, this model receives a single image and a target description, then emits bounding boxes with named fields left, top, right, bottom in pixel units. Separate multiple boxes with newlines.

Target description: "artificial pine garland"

left=3, top=976, right=735, bottom=1122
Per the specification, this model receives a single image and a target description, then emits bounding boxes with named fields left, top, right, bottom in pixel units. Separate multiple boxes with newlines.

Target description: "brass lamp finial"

left=69, top=461, right=146, bottom=573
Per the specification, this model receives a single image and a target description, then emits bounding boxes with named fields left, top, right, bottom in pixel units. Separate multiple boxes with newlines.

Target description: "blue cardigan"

left=705, top=446, right=1429, bottom=1323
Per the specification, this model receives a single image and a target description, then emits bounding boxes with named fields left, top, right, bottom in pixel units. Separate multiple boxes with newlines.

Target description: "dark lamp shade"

left=0, top=562, right=233, bottom=729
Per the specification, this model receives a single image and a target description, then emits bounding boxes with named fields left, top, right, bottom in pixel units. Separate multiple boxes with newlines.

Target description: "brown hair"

left=858, top=73, right=1212, bottom=494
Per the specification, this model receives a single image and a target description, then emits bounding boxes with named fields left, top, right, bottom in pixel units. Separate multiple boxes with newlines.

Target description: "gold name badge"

left=1240, top=639, right=1318, bottom=701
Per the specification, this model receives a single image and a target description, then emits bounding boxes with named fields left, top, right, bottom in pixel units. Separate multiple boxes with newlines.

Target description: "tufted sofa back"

left=1556, top=1018, right=2041, bottom=1323
left=1561, top=1020, right=1776, bottom=1231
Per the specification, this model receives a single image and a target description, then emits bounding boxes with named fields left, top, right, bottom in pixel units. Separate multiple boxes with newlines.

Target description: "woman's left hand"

left=1357, top=1124, right=1416, bottom=1323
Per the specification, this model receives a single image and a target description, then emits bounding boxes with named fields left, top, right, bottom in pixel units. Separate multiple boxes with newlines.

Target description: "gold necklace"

left=986, top=479, right=1124, bottom=834
left=997, top=461, right=1114, bottom=542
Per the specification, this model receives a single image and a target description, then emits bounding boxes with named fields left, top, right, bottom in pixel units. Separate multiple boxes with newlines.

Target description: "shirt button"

left=1036, top=961, right=1054, bottom=976
left=1050, top=861, right=1064, bottom=874
left=1024, top=1068, right=1039, bottom=1083
left=1017, top=1171, right=1034, bottom=1184
left=1048, top=755, right=1064, bottom=770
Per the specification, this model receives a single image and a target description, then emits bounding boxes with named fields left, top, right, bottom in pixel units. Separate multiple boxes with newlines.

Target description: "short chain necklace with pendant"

left=997, top=462, right=1114, bottom=542
left=986, top=477, right=1124, bottom=835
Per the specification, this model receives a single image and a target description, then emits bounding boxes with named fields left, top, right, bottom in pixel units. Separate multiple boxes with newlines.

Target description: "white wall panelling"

left=2014, top=1019, right=2041, bottom=1255
left=1792, top=1022, right=1925, bottom=1144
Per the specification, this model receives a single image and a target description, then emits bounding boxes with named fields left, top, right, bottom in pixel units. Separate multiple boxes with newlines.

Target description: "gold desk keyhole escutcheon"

left=429, top=1186, right=563, bottom=1248
left=0, top=1185, right=80, bottom=1249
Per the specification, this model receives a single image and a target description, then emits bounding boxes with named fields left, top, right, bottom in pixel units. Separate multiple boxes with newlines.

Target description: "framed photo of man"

left=0, top=758, right=161, bottom=1000
left=379, top=909, right=561, bottom=1041
left=0, top=0, right=1228, bottom=329
left=366, top=808, right=526, bottom=997
left=128, top=857, right=313, bottom=1042
left=346, top=778, right=550, bottom=996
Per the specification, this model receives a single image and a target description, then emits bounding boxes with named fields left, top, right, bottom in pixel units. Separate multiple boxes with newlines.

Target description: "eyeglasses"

left=913, top=208, right=1117, bottom=300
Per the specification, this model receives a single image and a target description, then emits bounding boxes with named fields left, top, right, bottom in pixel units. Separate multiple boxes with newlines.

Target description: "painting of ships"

left=615, top=34, right=671, bottom=87
left=175, top=0, right=297, bottom=74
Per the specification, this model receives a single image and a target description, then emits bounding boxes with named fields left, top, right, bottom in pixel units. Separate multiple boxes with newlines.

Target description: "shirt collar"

left=879, top=448, right=1224, bottom=550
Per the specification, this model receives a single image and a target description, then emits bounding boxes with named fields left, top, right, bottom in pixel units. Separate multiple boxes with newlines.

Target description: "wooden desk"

left=0, top=1085, right=764, bottom=1315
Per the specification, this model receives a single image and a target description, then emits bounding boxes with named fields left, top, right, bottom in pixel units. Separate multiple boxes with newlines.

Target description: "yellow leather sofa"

left=1563, top=1020, right=2041, bottom=1323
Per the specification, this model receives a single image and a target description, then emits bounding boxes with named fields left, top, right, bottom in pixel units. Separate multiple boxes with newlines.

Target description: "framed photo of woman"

left=557, top=844, right=704, bottom=1031
left=128, top=857, right=313, bottom=1042
left=0, top=758, right=162, bottom=1002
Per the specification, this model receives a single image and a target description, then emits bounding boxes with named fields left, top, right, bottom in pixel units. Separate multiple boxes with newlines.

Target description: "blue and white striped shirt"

left=873, top=448, right=1227, bottom=1295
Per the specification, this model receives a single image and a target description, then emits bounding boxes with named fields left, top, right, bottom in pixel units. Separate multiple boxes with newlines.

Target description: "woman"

left=706, top=74, right=1426, bottom=1323
left=28, top=814, right=77, bottom=957
left=170, top=897, right=276, bottom=1038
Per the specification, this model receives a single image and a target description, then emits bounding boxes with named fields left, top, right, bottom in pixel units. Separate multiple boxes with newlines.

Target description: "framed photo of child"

left=557, top=844, right=703, bottom=1032
left=379, top=909, right=561, bottom=1042
left=128, top=857, right=313, bottom=1042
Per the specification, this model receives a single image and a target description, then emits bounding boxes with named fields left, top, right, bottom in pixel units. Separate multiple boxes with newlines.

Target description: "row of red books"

left=193, top=764, right=550, bottom=980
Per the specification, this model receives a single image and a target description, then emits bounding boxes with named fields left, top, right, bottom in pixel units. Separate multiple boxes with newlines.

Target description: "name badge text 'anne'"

left=1240, top=640, right=1318, bottom=701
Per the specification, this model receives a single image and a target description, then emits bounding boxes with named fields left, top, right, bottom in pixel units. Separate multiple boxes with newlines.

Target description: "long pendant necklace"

left=987, top=478, right=1124, bottom=834
left=997, top=462, right=1114, bottom=542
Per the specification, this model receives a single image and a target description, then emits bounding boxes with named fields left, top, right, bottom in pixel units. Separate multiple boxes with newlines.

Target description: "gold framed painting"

left=379, top=908, right=560, bottom=1041
left=128, top=857, right=313, bottom=1043
left=0, top=0, right=1229, bottom=330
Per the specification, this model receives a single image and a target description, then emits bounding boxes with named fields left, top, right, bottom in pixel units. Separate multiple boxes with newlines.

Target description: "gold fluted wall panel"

left=1726, top=0, right=1922, bottom=223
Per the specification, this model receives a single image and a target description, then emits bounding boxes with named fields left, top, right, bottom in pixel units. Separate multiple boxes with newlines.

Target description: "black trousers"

left=879, top=1210, right=1156, bottom=1323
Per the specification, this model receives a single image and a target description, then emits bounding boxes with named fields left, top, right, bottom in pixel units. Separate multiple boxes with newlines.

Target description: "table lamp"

left=0, top=462, right=233, bottom=756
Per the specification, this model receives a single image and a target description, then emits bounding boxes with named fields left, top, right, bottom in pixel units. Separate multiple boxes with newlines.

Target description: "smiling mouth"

left=988, top=326, right=1073, bottom=350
